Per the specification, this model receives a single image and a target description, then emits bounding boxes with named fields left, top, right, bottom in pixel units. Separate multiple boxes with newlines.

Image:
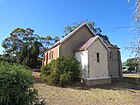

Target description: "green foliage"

left=56, top=56, right=80, bottom=80
left=0, top=62, right=42, bottom=105
left=64, top=20, right=97, bottom=35
left=48, top=70, right=60, bottom=85
left=128, top=67, right=135, bottom=72
left=126, top=58, right=139, bottom=72
left=59, top=72, right=71, bottom=87
left=40, top=64, right=51, bottom=78
left=41, top=56, right=80, bottom=87
left=1, top=28, right=60, bottom=68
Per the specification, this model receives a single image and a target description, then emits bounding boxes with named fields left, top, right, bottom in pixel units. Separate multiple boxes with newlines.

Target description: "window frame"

left=97, top=52, right=100, bottom=62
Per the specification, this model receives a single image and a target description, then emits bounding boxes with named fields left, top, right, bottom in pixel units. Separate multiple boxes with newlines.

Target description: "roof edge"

left=59, top=22, right=96, bottom=44
left=85, top=36, right=110, bottom=51
left=44, top=22, right=96, bottom=53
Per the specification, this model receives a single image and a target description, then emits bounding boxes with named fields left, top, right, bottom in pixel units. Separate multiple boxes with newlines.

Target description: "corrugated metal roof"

left=74, top=36, right=117, bottom=52
left=103, top=41, right=119, bottom=49
left=74, top=37, right=96, bottom=51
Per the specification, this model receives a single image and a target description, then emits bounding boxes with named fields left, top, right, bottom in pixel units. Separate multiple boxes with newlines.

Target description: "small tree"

left=126, top=58, right=139, bottom=72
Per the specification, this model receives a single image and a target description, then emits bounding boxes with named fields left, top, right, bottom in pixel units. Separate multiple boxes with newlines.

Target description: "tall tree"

left=1, top=28, right=59, bottom=68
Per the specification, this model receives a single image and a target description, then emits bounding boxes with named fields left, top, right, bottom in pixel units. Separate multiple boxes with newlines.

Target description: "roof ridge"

left=74, top=36, right=110, bottom=52
left=74, top=36, right=97, bottom=51
left=45, top=23, right=95, bottom=52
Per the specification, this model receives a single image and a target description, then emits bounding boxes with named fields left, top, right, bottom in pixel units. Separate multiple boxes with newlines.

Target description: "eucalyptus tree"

left=1, top=28, right=59, bottom=68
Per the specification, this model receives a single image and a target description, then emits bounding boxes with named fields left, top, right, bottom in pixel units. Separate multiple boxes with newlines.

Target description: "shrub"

left=0, top=62, right=41, bottom=105
left=59, top=72, right=72, bottom=87
left=48, top=70, right=60, bottom=85
left=41, top=56, right=80, bottom=87
left=40, top=64, right=51, bottom=81
left=56, top=56, right=80, bottom=81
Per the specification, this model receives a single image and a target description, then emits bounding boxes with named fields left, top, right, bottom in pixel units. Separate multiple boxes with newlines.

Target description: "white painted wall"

left=88, top=39, right=110, bottom=79
left=75, top=51, right=89, bottom=78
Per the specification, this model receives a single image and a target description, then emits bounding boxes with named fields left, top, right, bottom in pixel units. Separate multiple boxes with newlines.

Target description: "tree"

left=125, top=0, right=140, bottom=70
left=126, top=58, right=139, bottom=72
left=1, top=28, right=59, bottom=68
left=132, top=0, right=140, bottom=22
left=127, top=0, right=140, bottom=63
left=134, top=0, right=140, bottom=59
left=64, top=20, right=110, bottom=42
left=128, top=0, right=140, bottom=21
left=64, top=20, right=100, bottom=34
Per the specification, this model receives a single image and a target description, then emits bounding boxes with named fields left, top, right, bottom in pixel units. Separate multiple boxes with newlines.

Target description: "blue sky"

left=0, top=0, right=137, bottom=62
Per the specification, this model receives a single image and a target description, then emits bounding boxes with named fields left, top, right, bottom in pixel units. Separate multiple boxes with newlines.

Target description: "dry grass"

left=32, top=71, right=41, bottom=82
left=35, top=83, right=140, bottom=105
left=33, top=72, right=140, bottom=105
left=123, top=73, right=140, bottom=78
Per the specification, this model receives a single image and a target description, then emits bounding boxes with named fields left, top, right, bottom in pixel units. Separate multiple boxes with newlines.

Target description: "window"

left=97, top=52, right=99, bottom=62
left=109, top=52, right=113, bottom=60
left=49, top=52, right=51, bottom=60
left=46, top=53, right=48, bottom=61
left=49, top=51, right=54, bottom=60
left=52, top=51, right=54, bottom=59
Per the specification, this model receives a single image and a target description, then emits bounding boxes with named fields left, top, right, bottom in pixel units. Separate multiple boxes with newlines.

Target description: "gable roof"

left=45, top=23, right=95, bottom=52
left=74, top=37, right=96, bottom=51
left=75, top=36, right=110, bottom=52
left=103, top=41, right=120, bottom=49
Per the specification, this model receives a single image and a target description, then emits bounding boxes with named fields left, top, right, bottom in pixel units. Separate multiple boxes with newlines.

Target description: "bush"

left=45, top=70, right=60, bottom=85
left=0, top=62, right=41, bottom=105
left=56, top=56, right=80, bottom=81
left=40, top=64, right=51, bottom=82
left=41, top=56, right=80, bottom=87
left=59, top=72, right=72, bottom=87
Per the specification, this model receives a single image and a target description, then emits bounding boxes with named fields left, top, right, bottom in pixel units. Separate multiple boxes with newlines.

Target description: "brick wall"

left=43, top=45, right=60, bottom=65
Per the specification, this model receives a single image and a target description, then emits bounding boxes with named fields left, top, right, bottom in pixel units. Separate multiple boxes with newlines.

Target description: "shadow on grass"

left=34, top=79, right=140, bottom=91
left=66, top=79, right=140, bottom=91
left=93, top=79, right=140, bottom=91
left=33, top=71, right=140, bottom=91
